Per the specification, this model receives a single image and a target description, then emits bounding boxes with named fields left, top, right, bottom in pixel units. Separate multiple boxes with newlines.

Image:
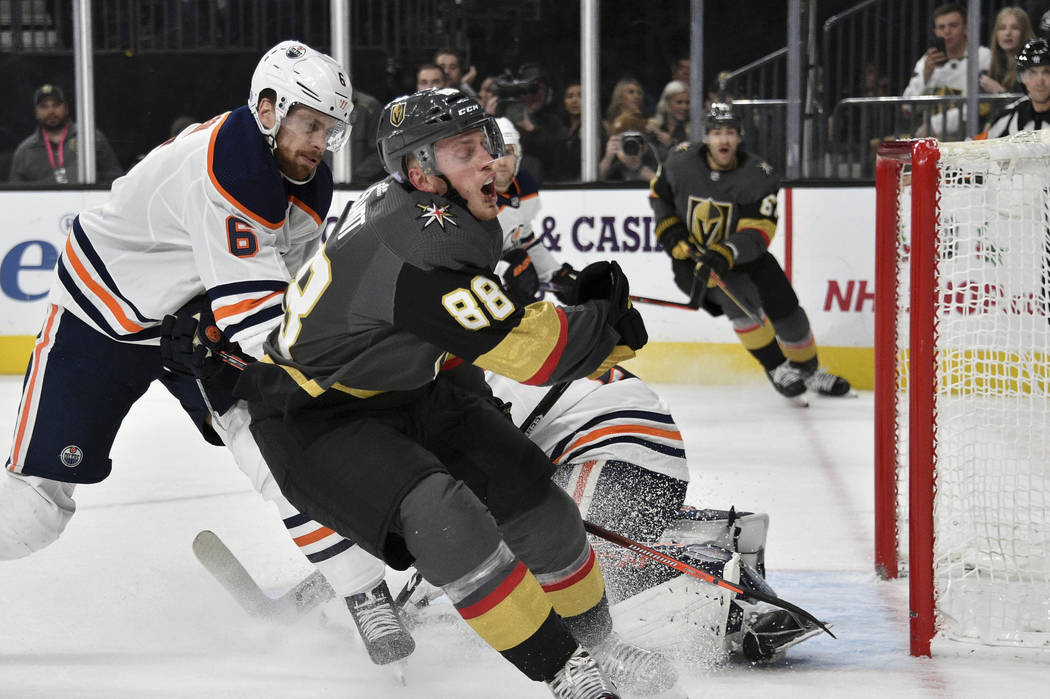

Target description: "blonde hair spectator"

left=982, top=7, right=1034, bottom=93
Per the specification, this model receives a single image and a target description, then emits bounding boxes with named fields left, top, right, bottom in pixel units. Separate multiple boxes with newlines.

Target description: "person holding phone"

left=903, top=3, right=990, bottom=137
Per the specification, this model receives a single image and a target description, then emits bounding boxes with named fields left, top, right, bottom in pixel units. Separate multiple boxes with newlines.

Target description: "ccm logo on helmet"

left=455, top=104, right=479, bottom=116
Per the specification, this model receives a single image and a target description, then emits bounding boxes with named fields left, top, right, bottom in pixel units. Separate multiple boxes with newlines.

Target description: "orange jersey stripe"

left=289, top=195, right=323, bottom=227
left=293, top=526, right=336, bottom=546
left=63, top=238, right=145, bottom=333
left=10, top=305, right=60, bottom=470
left=553, top=424, right=683, bottom=465
left=206, top=113, right=284, bottom=231
left=213, top=290, right=284, bottom=322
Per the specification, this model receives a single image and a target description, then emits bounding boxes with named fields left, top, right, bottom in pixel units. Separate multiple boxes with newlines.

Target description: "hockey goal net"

left=874, top=133, right=1050, bottom=656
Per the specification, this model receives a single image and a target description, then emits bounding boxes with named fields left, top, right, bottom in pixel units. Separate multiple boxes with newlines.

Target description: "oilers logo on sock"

left=60, top=445, right=84, bottom=468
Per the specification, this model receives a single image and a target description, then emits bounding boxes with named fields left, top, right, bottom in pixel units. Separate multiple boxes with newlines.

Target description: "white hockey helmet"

left=249, top=40, right=354, bottom=152
left=495, top=117, right=522, bottom=176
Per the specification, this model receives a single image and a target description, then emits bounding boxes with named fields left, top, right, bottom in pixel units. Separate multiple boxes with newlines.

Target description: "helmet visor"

left=283, top=106, right=352, bottom=152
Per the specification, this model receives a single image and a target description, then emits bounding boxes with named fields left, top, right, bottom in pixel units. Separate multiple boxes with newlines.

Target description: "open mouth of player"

left=481, top=178, right=496, bottom=202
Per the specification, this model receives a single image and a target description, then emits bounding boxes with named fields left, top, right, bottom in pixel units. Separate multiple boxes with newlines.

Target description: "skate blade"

left=787, top=394, right=809, bottom=408
left=761, top=622, right=828, bottom=659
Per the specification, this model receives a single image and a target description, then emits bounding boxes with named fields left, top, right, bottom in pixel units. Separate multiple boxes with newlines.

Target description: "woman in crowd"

left=648, top=80, right=690, bottom=161
left=981, top=6, right=1034, bottom=94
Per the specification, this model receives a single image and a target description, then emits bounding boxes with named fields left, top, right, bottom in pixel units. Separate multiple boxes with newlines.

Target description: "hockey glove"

left=549, top=263, right=578, bottom=304
left=698, top=243, right=736, bottom=279
left=655, top=217, right=694, bottom=260
left=573, top=261, right=648, bottom=351
left=500, top=248, right=542, bottom=306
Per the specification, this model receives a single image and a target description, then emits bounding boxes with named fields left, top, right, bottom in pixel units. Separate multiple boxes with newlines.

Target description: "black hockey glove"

left=655, top=217, right=694, bottom=260
left=549, top=263, right=578, bottom=304
left=501, top=248, right=541, bottom=307
left=573, top=261, right=648, bottom=351
left=697, top=242, right=735, bottom=279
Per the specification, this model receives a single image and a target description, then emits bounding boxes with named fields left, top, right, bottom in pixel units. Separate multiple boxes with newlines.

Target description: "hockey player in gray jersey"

left=649, top=102, right=850, bottom=402
left=235, top=87, right=676, bottom=698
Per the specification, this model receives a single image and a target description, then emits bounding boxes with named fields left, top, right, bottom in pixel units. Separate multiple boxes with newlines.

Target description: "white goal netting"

left=898, top=131, right=1050, bottom=647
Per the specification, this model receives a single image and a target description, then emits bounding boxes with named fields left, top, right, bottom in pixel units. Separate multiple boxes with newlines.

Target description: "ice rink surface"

left=1, top=373, right=1048, bottom=698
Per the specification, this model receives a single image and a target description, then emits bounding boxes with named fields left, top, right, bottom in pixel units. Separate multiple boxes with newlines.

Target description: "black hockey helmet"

left=1017, top=38, right=1050, bottom=72
left=703, top=101, right=742, bottom=134
left=377, top=87, right=505, bottom=183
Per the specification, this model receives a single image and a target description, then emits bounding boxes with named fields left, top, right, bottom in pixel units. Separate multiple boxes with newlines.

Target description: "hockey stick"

left=519, top=380, right=574, bottom=437
left=539, top=280, right=702, bottom=312
left=582, top=520, right=834, bottom=638
left=192, top=530, right=336, bottom=622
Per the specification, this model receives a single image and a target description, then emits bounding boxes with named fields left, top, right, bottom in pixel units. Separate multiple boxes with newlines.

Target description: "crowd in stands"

left=11, top=3, right=1050, bottom=187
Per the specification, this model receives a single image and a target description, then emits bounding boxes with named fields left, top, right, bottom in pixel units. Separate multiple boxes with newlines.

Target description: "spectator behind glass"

left=670, top=55, right=690, bottom=85
left=902, top=3, right=990, bottom=137
left=603, top=78, right=647, bottom=134
left=416, top=63, right=445, bottom=90
left=478, top=75, right=498, bottom=112
left=348, top=88, right=386, bottom=185
left=982, top=7, right=1034, bottom=94
left=649, top=80, right=690, bottom=162
left=490, top=63, right=566, bottom=183
left=556, top=80, right=584, bottom=181
left=434, top=47, right=477, bottom=97
left=599, top=112, right=658, bottom=183
left=9, top=83, right=123, bottom=184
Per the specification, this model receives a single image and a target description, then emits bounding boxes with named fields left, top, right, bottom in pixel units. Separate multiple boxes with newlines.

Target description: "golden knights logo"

left=416, top=201, right=458, bottom=230
left=686, top=196, right=734, bottom=245
left=390, top=102, right=406, bottom=127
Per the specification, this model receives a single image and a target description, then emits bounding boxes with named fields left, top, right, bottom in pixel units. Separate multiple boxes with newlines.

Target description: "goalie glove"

left=160, top=295, right=251, bottom=414
left=655, top=216, right=695, bottom=260
left=500, top=248, right=542, bottom=306
left=549, top=262, right=577, bottom=304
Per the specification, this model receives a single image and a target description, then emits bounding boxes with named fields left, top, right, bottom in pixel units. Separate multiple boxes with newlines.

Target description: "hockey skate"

left=588, top=633, right=678, bottom=696
left=547, top=646, right=619, bottom=699
left=803, top=367, right=854, bottom=397
left=346, top=580, right=416, bottom=665
left=766, top=361, right=806, bottom=399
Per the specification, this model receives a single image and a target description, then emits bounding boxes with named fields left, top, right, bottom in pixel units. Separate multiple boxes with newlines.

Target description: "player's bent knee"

left=0, top=472, right=76, bottom=559
left=398, top=472, right=502, bottom=586
left=501, top=482, right=587, bottom=573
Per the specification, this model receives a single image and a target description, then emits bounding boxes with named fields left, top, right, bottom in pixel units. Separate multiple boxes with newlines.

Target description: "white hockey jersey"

left=49, top=106, right=330, bottom=357
left=496, top=167, right=561, bottom=282
left=485, top=367, right=689, bottom=482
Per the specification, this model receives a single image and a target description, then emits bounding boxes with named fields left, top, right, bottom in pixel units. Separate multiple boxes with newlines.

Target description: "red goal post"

left=874, top=134, right=1050, bottom=657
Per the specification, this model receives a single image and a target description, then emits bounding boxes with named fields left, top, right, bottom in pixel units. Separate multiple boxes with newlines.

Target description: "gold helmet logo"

left=390, top=103, right=406, bottom=127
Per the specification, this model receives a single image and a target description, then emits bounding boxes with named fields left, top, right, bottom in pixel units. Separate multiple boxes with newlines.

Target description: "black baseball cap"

left=34, top=84, right=65, bottom=106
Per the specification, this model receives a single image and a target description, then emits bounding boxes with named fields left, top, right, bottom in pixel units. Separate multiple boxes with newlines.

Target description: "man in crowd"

left=415, top=63, right=446, bottom=90
left=0, top=41, right=416, bottom=668
left=982, top=38, right=1050, bottom=137
left=649, top=102, right=851, bottom=402
left=9, top=83, right=123, bottom=184
left=902, top=2, right=990, bottom=138
left=233, top=86, right=678, bottom=698
left=434, top=47, right=477, bottom=97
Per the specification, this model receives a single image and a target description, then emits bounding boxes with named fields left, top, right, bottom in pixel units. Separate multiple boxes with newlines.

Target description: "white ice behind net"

left=928, top=132, right=1050, bottom=646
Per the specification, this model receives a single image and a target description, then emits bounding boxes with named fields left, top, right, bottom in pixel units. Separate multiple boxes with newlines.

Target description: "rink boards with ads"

left=0, top=186, right=876, bottom=388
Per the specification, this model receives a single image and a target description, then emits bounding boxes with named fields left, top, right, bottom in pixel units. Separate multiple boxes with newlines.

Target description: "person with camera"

left=902, top=2, right=990, bottom=138
left=599, top=114, right=659, bottom=183
left=649, top=102, right=851, bottom=402
left=488, top=63, right=566, bottom=183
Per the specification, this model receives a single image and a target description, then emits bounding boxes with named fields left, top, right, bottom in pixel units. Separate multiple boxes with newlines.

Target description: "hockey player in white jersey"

left=493, top=117, right=577, bottom=307
left=478, top=366, right=819, bottom=663
left=0, top=40, right=413, bottom=665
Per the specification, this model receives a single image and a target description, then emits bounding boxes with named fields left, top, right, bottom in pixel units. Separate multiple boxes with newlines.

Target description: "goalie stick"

left=192, top=530, right=335, bottom=621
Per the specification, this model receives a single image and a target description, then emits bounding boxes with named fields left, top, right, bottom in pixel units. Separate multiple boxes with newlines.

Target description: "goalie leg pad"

left=610, top=544, right=740, bottom=662
left=660, top=507, right=769, bottom=575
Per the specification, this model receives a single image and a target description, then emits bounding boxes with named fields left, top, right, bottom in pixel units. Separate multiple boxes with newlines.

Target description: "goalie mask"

left=377, top=88, right=505, bottom=184
left=249, top=40, right=354, bottom=154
